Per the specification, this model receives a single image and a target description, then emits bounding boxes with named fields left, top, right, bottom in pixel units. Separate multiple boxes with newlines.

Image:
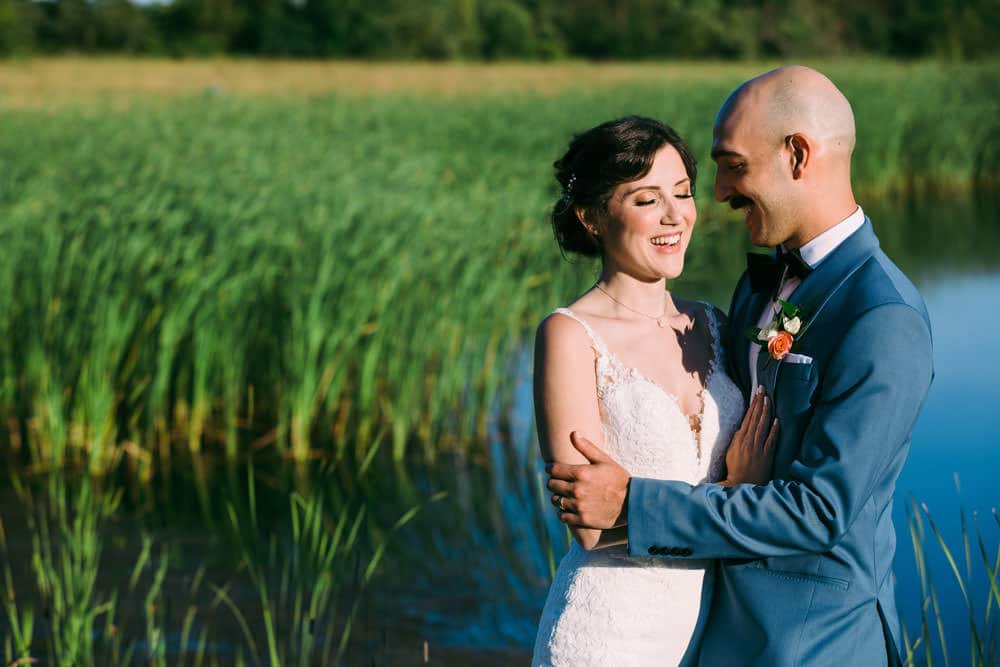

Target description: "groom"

left=547, top=66, right=933, bottom=666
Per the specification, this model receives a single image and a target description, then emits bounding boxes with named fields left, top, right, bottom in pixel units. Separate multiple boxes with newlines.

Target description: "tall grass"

left=903, top=495, right=1000, bottom=666
left=0, top=465, right=420, bottom=665
left=0, top=62, right=996, bottom=472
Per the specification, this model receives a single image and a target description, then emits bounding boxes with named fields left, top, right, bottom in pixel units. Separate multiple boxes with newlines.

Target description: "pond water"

left=0, top=195, right=997, bottom=666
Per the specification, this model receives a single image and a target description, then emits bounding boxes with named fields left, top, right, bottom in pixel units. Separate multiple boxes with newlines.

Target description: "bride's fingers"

left=740, top=387, right=762, bottom=425
left=737, top=388, right=762, bottom=438
left=753, top=397, right=770, bottom=452
left=748, top=394, right=766, bottom=447
left=763, top=418, right=779, bottom=456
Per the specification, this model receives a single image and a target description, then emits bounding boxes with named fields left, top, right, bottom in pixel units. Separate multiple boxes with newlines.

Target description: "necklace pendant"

left=657, top=318, right=666, bottom=328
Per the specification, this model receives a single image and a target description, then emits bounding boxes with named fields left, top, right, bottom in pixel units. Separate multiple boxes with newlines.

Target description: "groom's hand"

left=546, top=432, right=630, bottom=529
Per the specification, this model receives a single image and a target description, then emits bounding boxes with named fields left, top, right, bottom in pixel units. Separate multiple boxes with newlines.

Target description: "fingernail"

left=756, top=385, right=764, bottom=395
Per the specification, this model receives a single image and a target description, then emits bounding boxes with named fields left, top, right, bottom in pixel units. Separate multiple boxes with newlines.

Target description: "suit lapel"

left=746, top=219, right=880, bottom=397
left=785, top=218, right=880, bottom=340
left=729, top=277, right=769, bottom=399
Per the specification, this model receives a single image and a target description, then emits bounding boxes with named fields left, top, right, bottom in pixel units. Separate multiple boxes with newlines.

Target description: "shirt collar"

left=792, top=206, right=866, bottom=268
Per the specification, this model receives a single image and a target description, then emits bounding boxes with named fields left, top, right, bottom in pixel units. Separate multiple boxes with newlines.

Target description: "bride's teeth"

left=651, top=234, right=681, bottom=246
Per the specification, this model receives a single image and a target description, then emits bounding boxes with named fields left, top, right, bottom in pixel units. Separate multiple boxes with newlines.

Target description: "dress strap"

left=552, top=307, right=610, bottom=356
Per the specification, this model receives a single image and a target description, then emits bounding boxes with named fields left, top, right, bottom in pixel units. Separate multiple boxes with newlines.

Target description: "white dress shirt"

left=749, top=206, right=866, bottom=389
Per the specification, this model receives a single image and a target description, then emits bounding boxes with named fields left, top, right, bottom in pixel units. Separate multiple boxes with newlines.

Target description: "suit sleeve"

left=627, top=302, right=933, bottom=559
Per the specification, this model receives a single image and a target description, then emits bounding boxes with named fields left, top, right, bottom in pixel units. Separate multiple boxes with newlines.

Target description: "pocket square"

left=783, top=353, right=813, bottom=364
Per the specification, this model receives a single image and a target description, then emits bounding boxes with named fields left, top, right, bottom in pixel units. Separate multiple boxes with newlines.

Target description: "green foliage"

left=0, top=63, right=995, bottom=470
left=904, top=496, right=1000, bottom=666
left=2, top=0, right=999, bottom=59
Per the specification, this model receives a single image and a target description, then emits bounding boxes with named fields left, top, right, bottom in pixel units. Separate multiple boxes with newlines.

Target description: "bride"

left=532, top=116, right=777, bottom=666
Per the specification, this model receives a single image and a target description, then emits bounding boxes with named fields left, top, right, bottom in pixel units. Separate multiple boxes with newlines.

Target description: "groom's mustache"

left=730, top=195, right=753, bottom=209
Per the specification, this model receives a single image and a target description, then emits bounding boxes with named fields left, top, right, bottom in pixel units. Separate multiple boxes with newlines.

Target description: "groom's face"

left=711, top=100, right=799, bottom=248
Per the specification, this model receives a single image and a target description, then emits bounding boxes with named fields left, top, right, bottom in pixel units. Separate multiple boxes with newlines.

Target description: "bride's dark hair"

left=552, top=116, right=697, bottom=258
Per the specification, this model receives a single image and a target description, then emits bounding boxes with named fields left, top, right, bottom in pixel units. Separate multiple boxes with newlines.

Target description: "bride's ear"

left=575, top=206, right=602, bottom=240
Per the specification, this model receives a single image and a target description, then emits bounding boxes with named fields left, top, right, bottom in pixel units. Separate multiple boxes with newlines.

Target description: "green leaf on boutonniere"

left=746, top=327, right=766, bottom=344
left=778, top=299, right=800, bottom=318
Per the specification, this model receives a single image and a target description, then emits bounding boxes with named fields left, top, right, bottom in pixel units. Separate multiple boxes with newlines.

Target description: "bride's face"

left=597, top=144, right=697, bottom=281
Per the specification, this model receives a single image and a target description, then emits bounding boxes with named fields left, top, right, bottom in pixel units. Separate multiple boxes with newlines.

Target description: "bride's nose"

left=659, top=203, right=683, bottom=226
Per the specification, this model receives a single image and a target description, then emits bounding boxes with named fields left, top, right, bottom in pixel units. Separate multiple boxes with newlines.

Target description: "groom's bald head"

left=711, top=65, right=859, bottom=248
left=717, top=65, right=856, bottom=161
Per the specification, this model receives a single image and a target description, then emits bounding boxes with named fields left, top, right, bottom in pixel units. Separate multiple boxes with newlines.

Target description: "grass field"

left=0, top=57, right=926, bottom=106
left=0, top=58, right=997, bottom=472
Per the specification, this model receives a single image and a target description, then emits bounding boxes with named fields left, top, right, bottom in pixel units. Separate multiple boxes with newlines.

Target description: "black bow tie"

left=746, top=247, right=813, bottom=294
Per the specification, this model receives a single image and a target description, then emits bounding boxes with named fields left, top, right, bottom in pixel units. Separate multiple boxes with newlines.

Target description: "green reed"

left=0, top=474, right=135, bottom=665
left=0, top=61, right=996, bottom=473
left=900, top=495, right=999, bottom=667
left=213, top=464, right=441, bottom=666
left=0, top=464, right=418, bottom=665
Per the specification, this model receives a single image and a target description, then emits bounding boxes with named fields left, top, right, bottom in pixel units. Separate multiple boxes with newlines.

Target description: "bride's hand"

left=722, top=386, right=778, bottom=486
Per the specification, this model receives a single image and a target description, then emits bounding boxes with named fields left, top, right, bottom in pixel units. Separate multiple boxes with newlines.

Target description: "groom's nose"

left=714, top=173, right=732, bottom=203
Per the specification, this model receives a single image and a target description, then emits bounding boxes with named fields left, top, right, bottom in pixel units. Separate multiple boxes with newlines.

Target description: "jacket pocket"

left=745, top=563, right=850, bottom=591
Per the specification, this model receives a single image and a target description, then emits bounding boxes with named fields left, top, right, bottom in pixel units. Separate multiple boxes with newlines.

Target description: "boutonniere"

left=746, top=299, right=810, bottom=361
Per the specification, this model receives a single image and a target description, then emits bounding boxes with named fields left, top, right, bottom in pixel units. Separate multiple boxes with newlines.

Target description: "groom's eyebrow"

left=710, top=148, right=743, bottom=160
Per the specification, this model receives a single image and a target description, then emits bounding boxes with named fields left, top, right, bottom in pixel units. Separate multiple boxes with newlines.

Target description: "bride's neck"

left=597, top=271, right=676, bottom=317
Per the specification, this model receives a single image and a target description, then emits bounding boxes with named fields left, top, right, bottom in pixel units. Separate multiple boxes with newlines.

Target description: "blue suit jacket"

left=627, top=220, right=933, bottom=666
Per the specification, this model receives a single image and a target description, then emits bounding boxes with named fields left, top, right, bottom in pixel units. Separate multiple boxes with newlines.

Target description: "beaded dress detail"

left=532, top=304, right=745, bottom=667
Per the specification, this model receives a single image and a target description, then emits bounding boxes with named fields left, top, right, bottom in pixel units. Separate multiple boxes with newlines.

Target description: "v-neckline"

left=601, top=345, right=714, bottom=425
left=575, top=304, right=720, bottom=451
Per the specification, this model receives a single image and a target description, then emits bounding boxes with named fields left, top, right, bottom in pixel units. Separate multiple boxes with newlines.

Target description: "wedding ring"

left=558, top=496, right=566, bottom=511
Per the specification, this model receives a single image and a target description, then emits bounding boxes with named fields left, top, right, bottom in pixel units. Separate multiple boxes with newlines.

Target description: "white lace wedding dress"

left=532, top=305, right=745, bottom=666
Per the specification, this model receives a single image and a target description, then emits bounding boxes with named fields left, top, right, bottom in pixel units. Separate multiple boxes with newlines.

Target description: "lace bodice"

left=555, top=304, right=742, bottom=487
left=532, top=303, right=746, bottom=666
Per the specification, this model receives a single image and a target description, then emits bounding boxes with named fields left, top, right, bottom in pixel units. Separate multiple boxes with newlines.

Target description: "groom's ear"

left=785, top=133, right=811, bottom=179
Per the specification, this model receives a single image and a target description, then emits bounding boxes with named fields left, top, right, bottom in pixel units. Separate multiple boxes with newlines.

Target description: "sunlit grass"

left=0, top=63, right=996, bottom=473
left=0, top=467, right=425, bottom=665
left=903, top=490, right=1000, bottom=666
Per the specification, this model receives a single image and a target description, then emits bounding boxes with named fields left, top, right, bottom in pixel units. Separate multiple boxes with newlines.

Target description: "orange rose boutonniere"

left=767, top=331, right=794, bottom=360
left=747, top=299, right=810, bottom=361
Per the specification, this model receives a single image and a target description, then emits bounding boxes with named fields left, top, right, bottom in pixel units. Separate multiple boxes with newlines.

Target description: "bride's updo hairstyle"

left=552, top=116, right=697, bottom=258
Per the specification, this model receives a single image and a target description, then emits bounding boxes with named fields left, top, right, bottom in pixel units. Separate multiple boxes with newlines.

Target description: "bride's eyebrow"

left=620, top=185, right=662, bottom=198
left=619, top=178, right=691, bottom=201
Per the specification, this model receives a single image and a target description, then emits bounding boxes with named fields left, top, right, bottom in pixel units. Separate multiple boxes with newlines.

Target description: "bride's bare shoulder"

left=536, top=292, right=607, bottom=340
left=535, top=308, right=591, bottom=347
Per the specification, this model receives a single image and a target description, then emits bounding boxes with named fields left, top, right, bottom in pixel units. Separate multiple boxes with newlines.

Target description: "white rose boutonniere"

left=746, top=299, right=811, bottom=362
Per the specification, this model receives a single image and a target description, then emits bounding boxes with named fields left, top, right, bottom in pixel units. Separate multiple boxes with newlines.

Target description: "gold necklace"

left=594, top=283, right=674, bottom=328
